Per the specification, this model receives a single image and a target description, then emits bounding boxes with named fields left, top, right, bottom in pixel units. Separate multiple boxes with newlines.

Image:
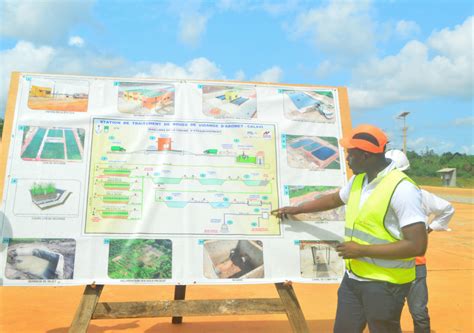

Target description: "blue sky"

left=0, top=0, right=472, bottom=153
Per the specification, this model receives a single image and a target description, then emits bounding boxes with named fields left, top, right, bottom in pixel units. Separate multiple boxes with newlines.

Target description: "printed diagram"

left=29, top=182, right=71, bottom=210
left=27, top=77, right=89, bottom=112
left=117, top=82, right=174, bottom=116
left=287, top=186, right=344, bottom=222
left=285, top=135, right=340, bottom=170
left=202, top=85, right=257, bottom=119
left=203, top=240, right=264, bottom=279
left=86, top=119, right=280, bottom=236
left=282, top=90, right=335, bottom=123
left=20, top=126, right=85, bottom=162
left=108, top=239, right=172, bottom=279
left=5, top=239, right=76, bottom=280
left=299, top=241, right=344, bottom=279
left=12, top=179, right=80, bottom=216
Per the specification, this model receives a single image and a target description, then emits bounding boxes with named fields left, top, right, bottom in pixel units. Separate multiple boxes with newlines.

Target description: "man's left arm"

left=336, top=223, right=427, bottom=259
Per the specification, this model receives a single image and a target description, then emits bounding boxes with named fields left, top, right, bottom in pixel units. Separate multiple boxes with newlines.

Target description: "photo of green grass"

left=107, top=239, right=172, bottom=279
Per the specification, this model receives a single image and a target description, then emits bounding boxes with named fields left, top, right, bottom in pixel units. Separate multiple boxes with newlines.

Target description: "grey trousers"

left=334, top=273, right=411, bottom=333
left=407, top=265, right=431, bottom=333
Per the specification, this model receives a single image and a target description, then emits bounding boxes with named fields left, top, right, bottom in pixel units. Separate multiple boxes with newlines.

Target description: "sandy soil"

left=0, top=186, right=472, bottom=332
left=28, top=98, right=88, bottom=112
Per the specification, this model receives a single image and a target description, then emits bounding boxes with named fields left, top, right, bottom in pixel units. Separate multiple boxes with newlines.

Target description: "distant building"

left=225, top=90, right=238, bottom=102
left=437, top=168, right=457, bottom=187
left=30, top=85, right=52, bottom=97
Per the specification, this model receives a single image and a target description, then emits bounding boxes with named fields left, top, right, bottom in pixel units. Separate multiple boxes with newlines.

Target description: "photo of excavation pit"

left=5, top=239, right=76, bottom=280
left=288, top=186, right=345, bottom=222
left=203, top=240, right=264, bottom=279
left=299, top=241, right=344, bottom=279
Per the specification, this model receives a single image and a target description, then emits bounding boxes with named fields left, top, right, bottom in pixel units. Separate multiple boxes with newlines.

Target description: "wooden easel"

left=69, top=283, right=309, bottom=333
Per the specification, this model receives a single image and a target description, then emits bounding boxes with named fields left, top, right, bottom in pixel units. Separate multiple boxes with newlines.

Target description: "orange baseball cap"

left=339, top=124, right=388, bottom=153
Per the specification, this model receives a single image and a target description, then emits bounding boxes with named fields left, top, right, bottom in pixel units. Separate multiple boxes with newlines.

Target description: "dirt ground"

left=0, top=186, right=472, bottom=332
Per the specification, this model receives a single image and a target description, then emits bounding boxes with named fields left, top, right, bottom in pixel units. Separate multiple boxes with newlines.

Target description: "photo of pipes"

left=299, top=241, right=344, bottom=280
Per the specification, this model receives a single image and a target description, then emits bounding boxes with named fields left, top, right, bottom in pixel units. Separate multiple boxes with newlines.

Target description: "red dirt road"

left=0, top=187, right=472, bottom=332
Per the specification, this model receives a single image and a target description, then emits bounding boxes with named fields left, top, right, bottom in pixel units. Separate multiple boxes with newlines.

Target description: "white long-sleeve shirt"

left=421, top=189, right=455, bottom=231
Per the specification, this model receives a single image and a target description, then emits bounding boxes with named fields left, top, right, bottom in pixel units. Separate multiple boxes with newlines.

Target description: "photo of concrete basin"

left=28, top=78, right=89, bottom=112
left=288, top=186, right=344, bottom=222
left=203, top=240, right=264, bottom=279
left=20, top=126, right=85, bottom=162
left=117, top=82, right=174, bottom=115
left=107, top=239, right=172, bottom=279
left=282, top=90, right=336, bottom=123
left=5, top=239, right=76, bottom=280
left=286, top=135, right=340, bottom=170
left=299, top=240, right=344, bottom=279
left=202, top=85, right=257, bottom=119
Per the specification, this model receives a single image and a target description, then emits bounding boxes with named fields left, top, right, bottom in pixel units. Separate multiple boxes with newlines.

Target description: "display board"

left=0, top=73, right=351, bottom=286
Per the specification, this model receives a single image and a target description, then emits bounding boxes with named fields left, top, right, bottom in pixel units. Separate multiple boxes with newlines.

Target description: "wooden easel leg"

left=171, top=285, right=187, bottom=324
left=69, top=284, right=104, bottom=333
left=275, top=283, right=309, bottom=333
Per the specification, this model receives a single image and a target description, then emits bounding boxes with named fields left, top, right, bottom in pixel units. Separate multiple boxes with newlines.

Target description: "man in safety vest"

left=386, top=149, right=455, bottom=333
left=272, top=124, right=428, bottom=333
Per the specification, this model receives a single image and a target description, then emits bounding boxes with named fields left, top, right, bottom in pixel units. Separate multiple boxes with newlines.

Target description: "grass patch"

left=40, top=142, right=65, bottom=159
left=411, top=176, right=474, bottom=189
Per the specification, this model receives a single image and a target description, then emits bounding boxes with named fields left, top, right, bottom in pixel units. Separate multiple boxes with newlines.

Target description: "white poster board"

left=0, top=73, right=350, bottom=286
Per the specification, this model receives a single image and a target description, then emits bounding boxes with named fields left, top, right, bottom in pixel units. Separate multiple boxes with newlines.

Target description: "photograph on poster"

left=286, top=134, right=340, bottom=170
left=203, top=240, right=264, bottom=279
left=12, top=179, right=80, bottom=216
left=299, top=240, right=344, bottom=279
left=107, top=239, right=172, bottom=279
left=202, top=85, right=257, bottom=119
left=287, top=186, right=344, bottom=222
left=27, top=78, right=89, bottom=112
left=5, top=238, right=76, bottom=280
left=117, top=82, right=174, bottom=116
left=282, top=90, right=335, bottom=123
left=20, top=126, right=85, bottom=162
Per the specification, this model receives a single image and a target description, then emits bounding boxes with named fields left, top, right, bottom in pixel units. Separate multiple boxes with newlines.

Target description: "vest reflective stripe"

left=357, top=257, right=416, bottom=269
left=345, top=169, right=416, bottom=284
left=344, top=228, right=390, bottom=245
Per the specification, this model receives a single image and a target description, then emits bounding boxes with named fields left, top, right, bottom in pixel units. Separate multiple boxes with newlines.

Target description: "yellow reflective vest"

left=345, top=169, right=416, bottom=284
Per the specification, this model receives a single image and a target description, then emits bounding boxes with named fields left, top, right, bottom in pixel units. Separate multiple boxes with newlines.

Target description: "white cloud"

left=349, top=16, right=473, bottom=110
left=428, top=16, right=473, bottom=60
left=234, top=70, right=246, bottom=81
left=68, top=36, right=85, bottom=47
left=453, top=116, right=474, bottom=127
left=460, top=144, right=474, bottom=155
left=0, top=0, right=95, bottom=43
left=289, top=0, right=375, bottom=60
left=409, top=136, right=455, bottom=154
left=140, top=57, right=224, bottom=80
left=315, top=60, right=337, bottom=78
left=395, top=20, right=421, bottom=38
left=252, top=66, right=283, bottom=83
left=179, top=13, right=209, bottom=47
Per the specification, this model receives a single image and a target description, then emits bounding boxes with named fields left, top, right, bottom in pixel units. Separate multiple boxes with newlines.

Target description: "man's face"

left=346, top=148, right=367, bottom=174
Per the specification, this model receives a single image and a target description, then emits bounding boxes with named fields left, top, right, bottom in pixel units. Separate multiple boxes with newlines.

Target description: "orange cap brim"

left=339, top=137, right=384, bottom=153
